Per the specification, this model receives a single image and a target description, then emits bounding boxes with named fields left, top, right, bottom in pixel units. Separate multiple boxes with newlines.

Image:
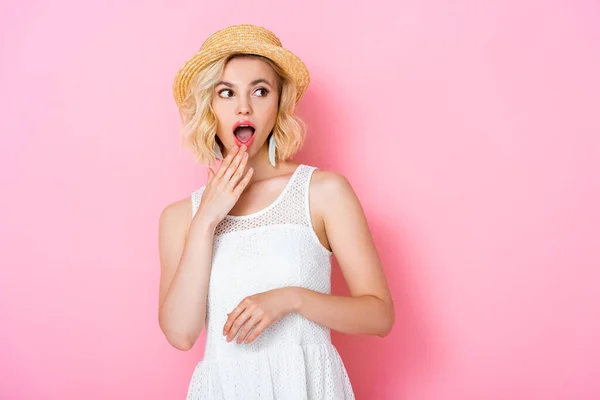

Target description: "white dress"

left=186, top=164, right=355, bottom=399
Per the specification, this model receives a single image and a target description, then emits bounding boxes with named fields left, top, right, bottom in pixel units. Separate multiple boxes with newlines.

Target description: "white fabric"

left=186, top=164, right=355, bottom=399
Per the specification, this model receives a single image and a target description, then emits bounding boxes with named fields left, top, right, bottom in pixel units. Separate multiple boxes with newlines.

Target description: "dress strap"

left=284, top=164, right=318, bottom=229
left=295, top=165, right=329, bottom=252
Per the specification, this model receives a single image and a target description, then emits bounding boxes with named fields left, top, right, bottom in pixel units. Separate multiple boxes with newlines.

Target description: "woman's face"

left=212, top=56, right=280, bottom=157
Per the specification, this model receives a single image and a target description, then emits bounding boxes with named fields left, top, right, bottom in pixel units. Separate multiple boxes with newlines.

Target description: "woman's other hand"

left=223, top=287, right=299, bottom=344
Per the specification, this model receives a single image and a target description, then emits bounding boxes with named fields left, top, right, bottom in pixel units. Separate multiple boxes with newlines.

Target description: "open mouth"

left=233, top=121, right=256, bottom=147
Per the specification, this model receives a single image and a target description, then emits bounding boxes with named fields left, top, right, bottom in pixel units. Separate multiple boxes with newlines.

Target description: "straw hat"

left=172, top=24, right=310, bottom=108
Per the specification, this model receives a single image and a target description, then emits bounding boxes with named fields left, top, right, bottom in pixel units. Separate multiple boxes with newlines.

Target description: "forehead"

left=220, top=56, right=277, bottom=84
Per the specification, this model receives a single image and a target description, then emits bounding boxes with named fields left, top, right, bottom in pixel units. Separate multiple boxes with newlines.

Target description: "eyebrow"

left=216, top=79, right=273, bottom=88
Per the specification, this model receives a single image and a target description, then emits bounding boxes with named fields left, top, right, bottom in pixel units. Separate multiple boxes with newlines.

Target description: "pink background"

left=1, top=0, right=599, bottom=399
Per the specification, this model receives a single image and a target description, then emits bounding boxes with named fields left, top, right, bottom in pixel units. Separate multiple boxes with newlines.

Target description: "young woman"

left=158, top=24, right=395, bottom=399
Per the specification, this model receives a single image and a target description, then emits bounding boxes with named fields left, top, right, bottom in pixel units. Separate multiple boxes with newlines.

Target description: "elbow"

left=377, top=314, right=395, bottom=337
left=162, top=326, right=199, bottom=351
left=166, top=333, right=196, bottom=351
left=159, top=317, right=202, bottom=351
left=376, top=299, right=395, bottom=337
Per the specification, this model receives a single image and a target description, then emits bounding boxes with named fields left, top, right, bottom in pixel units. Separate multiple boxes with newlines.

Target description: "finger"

left=222, top=145, right=246, bottom=182
left=215, top=145, right=239, bottom=179
left=233, top=167, right=254, bottom=195
left=223, top=300, right=248, bottom=336
left=207, top=167, right=215, bottom=183
left=243, top=318, right=271, bottom=344
left=223, top=313, right=238, bottom=337
left=236, top=313, right=262, bottom=344
left=227, top=308, right=253, bottom=342
left=227, top=152, right=249, bottom=189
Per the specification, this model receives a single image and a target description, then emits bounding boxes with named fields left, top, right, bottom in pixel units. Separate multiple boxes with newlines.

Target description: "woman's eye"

left=218, top=89, right=234, bottom=98
left=255, top=88, right=269, bottom=97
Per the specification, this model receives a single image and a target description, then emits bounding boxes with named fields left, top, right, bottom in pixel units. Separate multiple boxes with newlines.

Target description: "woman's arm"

left=158, top=146, right=253, bottom=350
left=158, top=146, right=252, bottom=351
left=158, top=202, right=217, bottom=351
left=291, top=170, right=395, bottom=337
left=222, top=169, right=395, bottom=344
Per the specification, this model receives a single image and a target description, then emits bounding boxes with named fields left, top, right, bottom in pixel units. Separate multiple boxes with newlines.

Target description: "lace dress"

left=186, top=164, right=355, bottom=399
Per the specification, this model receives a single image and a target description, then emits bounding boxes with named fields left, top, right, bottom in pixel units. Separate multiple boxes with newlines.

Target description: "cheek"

left=212, top=102, right=231, bottom=131
left=212, top=100, right=226, bottom=118
left=260, top=99, right=279, bottom=125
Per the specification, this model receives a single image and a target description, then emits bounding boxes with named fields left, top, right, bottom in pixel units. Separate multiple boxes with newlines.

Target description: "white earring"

left=268, top=135, right=276, bottom=167
left=213, top=142, right=223, bottom=160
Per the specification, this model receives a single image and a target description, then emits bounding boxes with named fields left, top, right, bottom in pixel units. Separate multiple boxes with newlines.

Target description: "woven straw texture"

left=172, top=24, right=310, bottom=108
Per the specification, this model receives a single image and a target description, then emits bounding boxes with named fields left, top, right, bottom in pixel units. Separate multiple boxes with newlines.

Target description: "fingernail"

left=233, top=146, right=239, bottom=151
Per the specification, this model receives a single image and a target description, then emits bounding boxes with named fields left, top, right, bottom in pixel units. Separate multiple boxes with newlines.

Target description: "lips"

left=233, top=120, right=256, bottom=148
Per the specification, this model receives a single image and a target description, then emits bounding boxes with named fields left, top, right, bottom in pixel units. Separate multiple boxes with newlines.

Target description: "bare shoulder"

left=307, top=168, right=371, bottom=255
left=159, top=195, right=194, bottom=237
left=309, top=169, right=363, bottom=223
left=310, top=169, right=357, bottom=202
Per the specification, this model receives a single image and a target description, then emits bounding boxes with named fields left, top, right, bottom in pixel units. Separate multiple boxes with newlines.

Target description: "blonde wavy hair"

left=178, top=53, right=307, bottom=165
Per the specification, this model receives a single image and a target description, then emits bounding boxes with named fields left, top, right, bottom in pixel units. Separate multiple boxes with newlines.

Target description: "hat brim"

left=172, top=41, right=310, bottom=108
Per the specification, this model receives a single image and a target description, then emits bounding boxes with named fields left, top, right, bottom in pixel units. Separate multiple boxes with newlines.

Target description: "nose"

left=235, top=95, right=252, bottom=116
